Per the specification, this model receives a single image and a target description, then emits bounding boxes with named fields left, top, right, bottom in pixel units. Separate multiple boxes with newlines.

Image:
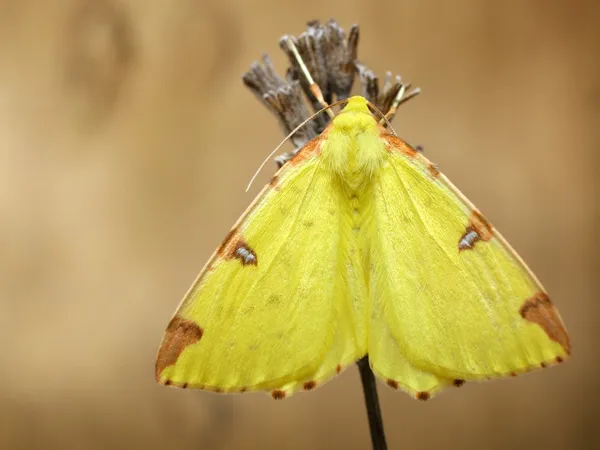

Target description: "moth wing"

left=156, top=138, right=366, bottom=397
left=369, top=136, right=570, bottom=398
left=368, top=303, right=454, bottom=399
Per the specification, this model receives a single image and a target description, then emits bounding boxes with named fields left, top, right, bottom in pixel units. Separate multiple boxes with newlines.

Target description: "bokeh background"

left=1, top=0, right=598, bottom=449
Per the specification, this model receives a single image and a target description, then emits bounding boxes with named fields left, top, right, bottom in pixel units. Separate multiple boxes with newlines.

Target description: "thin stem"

left=357, top=356, right=387, bottom=450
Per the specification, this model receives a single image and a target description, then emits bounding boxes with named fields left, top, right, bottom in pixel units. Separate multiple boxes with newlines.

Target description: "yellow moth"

left=155, top=95, right=570, bottom=401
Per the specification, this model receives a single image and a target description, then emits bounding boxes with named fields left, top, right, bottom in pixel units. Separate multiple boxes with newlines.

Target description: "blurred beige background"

left=1, top=0, right=598, bottom=449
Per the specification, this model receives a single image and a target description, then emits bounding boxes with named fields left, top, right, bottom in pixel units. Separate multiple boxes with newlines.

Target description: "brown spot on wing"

left=303, top=381, right=317, bottom=391
left=271, top=390, right=286, bottom=399
left=155, top=316, right=204, bottom=381
left=428, top=164, right=440, bottom=178
left=336, top=364, right=342, bottom=374
left=218, top=229, right=257, bottom=266
left=217, top=227, right=238, bottom=258
left=453, top=379, right=465, bottom=387
left=519, top=292, right=571, bottom=354
left=382, top=134, right=417, bottom=157
left=387, top=379, right=399, bottom=389
left=470, top=211, right=493, bottom=239
left=458, top=211, right=494, bottom=251
left=288, top=127, right=329, bottom=166
left=269, top=174, right=280, bottom=189
left=416, top=391, right=430, bottom=401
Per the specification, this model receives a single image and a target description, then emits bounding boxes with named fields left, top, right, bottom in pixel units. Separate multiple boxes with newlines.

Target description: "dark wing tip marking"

left=453, top=379, right=465, bottom=387
left=303, top=381, right=317, bottom=391
left=336, top=364, right=342, bottom=374
left=519, top=292, right=571, bottom=355
left=387, top=379, right=399, bottom=389
left=155, top=316, right=204, bottom=381
left=271, top=390, right=286, bottom=399
left=416, top=391, right=431, bottom=401
left=458, top=211, right=494, bottom=251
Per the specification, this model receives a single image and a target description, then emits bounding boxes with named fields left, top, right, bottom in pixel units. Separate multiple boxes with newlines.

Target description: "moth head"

left=333, top=96, right=378, bottom=133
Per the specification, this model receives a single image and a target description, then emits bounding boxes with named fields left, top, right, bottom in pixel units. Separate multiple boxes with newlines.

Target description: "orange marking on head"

left=155, top=316, right=204, bottom=381
left=336, top=365, right=342, bottom=374
left=453, top=379, right=465, bottom=387
left=428, top=164, right=440, bottom=178
left=271, top=390, right=286, bottom=400
left=458, top=211, right=494, bottom=251
left=416, top=392, right=430, bottom=401
left=288, top=128, right=329, bottom=166
left=382, top=134, right=417, bottom=157
left=387, top=379, right=399, bottom=389
left=303, top=381, right=317, bottom=391
left=519, top=292, right=571, bottom=354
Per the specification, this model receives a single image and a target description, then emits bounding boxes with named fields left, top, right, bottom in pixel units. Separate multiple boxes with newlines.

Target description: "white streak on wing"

left=459, top=229, right=479, bottom=250
left=235, top=246, right=256, bottom=264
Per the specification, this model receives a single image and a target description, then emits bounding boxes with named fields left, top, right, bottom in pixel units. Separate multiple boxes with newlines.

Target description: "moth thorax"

left=325, top=115, right=386, bottom=184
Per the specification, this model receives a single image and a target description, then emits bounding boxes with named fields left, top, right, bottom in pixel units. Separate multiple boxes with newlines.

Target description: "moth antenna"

left=381, top=84, right=422, bottom=124
left=281, top=36, right=335, bottom=119
left=245, top=98, right=349, bottom=192
left=367, top=101, right=397, bottom=136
